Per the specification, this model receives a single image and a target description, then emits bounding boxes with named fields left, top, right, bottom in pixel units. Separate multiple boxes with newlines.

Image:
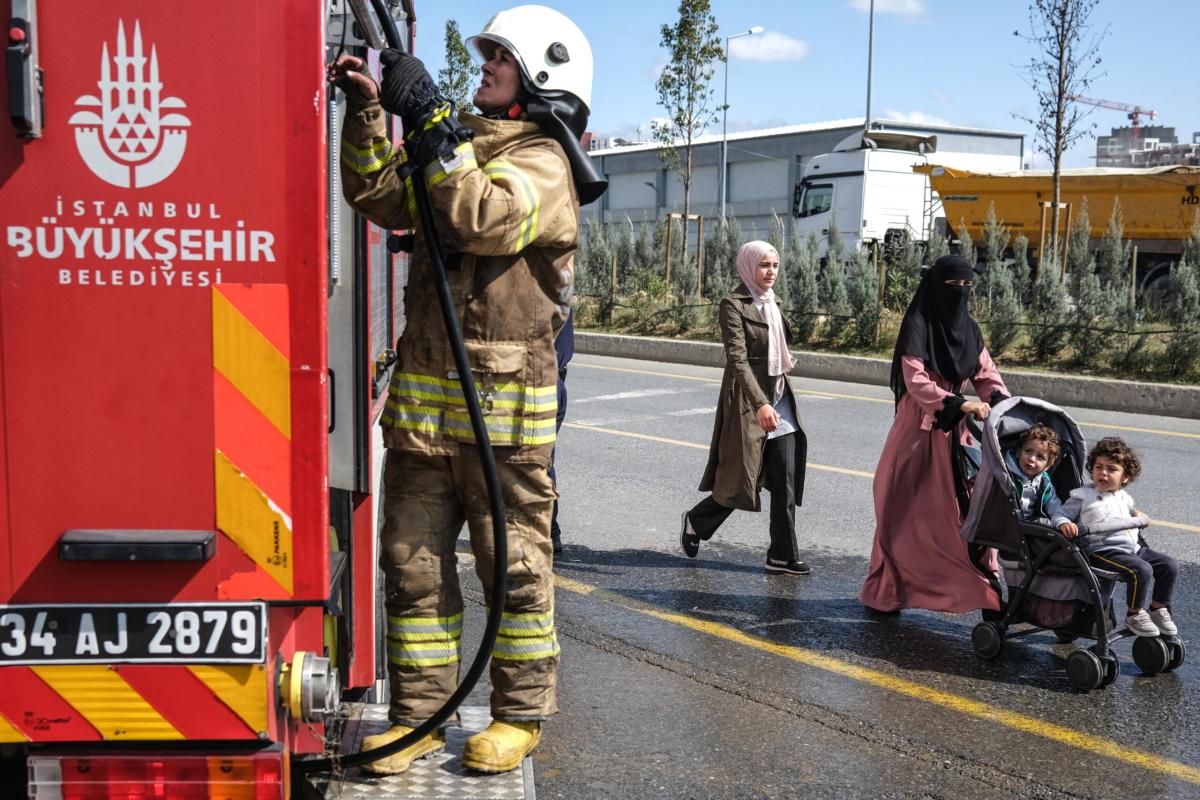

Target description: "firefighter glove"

left=379, top=49, right=445, bottom=132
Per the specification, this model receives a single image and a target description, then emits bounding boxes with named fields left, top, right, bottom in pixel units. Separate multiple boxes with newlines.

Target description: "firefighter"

left=327, top=4, right=605, bottom=776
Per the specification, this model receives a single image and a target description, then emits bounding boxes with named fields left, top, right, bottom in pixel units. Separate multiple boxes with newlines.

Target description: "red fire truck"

left=1, top=1, right=414, bottom=796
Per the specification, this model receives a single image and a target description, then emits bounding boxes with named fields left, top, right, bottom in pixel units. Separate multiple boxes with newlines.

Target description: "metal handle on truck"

left=6, top=0, right=43, bottom=137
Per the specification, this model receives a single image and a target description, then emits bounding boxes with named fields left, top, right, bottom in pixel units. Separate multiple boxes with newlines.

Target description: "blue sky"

left=414, top=1, right=1197, bottom=168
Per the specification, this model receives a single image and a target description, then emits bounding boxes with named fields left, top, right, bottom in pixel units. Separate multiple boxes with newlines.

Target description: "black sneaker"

left=680, top=512, right=700, bottom=558
left=765, top=557, right=811, bottom=575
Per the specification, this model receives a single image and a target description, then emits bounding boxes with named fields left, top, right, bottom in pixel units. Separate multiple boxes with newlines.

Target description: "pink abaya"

left=859, top=350, right=1008, bottom=613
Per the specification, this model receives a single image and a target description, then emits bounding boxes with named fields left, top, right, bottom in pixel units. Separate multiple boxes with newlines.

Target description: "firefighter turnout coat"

left=341, top=100, right=579, bottom=464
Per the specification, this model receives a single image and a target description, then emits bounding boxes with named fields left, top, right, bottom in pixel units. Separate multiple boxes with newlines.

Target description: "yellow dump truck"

left=917, top=164, right=1200, bottom=291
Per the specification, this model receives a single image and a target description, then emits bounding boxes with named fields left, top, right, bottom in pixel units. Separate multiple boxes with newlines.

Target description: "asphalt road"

left=460, top=353, right=1200, bottom=800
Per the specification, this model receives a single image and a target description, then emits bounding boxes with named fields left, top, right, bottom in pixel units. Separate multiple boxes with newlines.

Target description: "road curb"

left=576, top=332, right=1200, bottom=421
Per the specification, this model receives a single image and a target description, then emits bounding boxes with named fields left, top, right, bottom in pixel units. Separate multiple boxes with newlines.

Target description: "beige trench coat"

left=698, top=285, right=807, bottom=511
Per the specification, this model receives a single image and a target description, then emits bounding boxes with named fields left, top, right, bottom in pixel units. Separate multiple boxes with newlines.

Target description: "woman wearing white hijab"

left=681, top=241, right=810, bottom=575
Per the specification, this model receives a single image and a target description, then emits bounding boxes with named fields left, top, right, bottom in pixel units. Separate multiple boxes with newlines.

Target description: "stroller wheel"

left=1100, top=655, right=1120, bottom=686
left=971, top=621, right=1004, bottom=660
left=1132, top=636, right=1170, bottom=675
left=1053, top=631, right=1078, bottom=644
left=1165, top=639, right=1186, bottom=673
left=1066, top=649, right=1104, bottom=690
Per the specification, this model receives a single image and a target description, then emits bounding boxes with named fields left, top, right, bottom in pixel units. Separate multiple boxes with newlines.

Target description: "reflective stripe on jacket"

left=340, top=102, right=579, bottom=461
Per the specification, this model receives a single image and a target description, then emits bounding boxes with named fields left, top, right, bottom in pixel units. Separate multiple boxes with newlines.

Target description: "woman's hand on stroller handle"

left=961, top=400, right=991, bottom=420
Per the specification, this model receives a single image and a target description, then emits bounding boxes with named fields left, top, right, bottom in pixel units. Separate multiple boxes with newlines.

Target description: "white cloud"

left=878, top=109, right=953, bottom=127
left=848, top=0, right=927, bottom=21
left=929, top=89, right=952, bottom=106
left=729, top=32, right=809, bottom=62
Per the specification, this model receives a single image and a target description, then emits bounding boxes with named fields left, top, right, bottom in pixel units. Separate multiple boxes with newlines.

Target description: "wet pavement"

left=454, top=354, right=1200, bottom=799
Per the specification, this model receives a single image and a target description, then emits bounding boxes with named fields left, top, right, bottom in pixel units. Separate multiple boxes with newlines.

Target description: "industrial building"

left=582, top=118, right=1025, bottom=243
left=1095, top=125, right=1200, bottom=168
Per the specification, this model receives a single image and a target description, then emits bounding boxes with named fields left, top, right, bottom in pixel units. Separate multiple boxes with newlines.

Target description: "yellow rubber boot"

left=461, top=720, right=541, bottom=773
left=360, top=725, right=445, bottom=775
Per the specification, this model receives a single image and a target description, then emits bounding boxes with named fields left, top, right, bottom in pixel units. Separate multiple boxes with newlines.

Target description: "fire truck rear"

left=1, top=2, right=405, bottom=796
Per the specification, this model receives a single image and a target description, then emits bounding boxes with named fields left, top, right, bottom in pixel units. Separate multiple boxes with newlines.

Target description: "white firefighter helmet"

left=466, top=5, right=594, bottom=112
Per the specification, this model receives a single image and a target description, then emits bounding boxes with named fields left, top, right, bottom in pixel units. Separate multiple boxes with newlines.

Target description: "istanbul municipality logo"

left=67, top=20, right=191, bottom=188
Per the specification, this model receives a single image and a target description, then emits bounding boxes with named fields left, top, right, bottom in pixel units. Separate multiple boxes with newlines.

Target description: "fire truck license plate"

left=0, top=602, right=267, bottom=665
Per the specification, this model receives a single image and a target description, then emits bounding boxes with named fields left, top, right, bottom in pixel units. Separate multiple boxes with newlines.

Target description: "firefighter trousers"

left=379, top=447, right=559, bottom=726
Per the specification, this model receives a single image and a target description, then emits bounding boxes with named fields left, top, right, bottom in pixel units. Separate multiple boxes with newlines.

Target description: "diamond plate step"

left=316, top=704, right=535, bottom=800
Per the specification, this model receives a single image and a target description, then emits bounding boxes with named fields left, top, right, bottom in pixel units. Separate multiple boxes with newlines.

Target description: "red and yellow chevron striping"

left=212, top=285, right=294, bottom=596
left=31, top=666, right=183, bottom=740
left=0, top=664, right=270, bottom=742
left=0, top=711, right=27, bottom=743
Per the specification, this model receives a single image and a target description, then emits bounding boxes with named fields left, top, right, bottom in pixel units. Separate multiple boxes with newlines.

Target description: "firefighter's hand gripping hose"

left=297, top=0, right=507, bottom=774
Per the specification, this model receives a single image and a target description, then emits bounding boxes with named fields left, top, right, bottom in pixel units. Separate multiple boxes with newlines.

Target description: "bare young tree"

left=652, top=0, right=724, bottom=282
left=437, top=19, right=476, bottom=112
left=1016, top=0, right=1106, bottom=273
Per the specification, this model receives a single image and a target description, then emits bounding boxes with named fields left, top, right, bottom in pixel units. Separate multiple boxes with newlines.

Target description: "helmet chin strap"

left=475, top=96, right=526, bottom=121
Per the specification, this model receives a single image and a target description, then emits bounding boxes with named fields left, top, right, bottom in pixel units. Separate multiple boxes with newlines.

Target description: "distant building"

left=582, top=117, right=1024, bottom=244
left=1095, top=125, right=1200, bottom=168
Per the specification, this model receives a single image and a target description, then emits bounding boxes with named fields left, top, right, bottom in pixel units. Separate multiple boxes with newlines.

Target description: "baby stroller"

left=960, top=396, right=1186, bottom=690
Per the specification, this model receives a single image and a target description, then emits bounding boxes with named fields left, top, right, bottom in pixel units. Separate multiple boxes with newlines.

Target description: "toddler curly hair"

left=1086, top=436, right=1142, bottom=483
left=1018, top=423, right=1061, bottom=464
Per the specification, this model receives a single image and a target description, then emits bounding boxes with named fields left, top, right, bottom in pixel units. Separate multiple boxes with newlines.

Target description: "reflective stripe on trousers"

left=494, top=610, right=559, bottom=661
left=386, top=613, right=463, bottom=667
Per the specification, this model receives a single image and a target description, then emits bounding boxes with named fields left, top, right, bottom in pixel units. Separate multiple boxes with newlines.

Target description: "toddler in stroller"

left=959, top=396, right=1185, bottom=690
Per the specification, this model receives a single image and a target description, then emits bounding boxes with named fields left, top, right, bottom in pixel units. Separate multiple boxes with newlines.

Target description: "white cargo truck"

left=792, top=130, right=939, bottom=256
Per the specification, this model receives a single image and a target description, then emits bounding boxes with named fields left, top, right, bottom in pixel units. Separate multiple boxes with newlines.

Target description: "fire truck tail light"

left=28, top=751, right=284, bottom=800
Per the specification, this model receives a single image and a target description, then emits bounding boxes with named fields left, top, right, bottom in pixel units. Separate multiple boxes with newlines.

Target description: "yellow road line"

left=1154, top=519, right=1200, bottom=533
left=573, top=361, right=1200, bottom=439
left=561, top=422, right=1198, bottom=530
left=554, top=574, right=1200, bottom=785
left=1074, top=420, right=1200, bottom=441
left=563, top=422, right=874, bottom=478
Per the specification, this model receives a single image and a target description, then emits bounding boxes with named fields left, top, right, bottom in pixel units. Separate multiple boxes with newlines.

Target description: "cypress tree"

left=846, top=249, right=880, bottom=347
left=1163, top=212, right=1200, bottom=378
left=926, top=226, right=950, bottom=264
left=1096, top=199, right=1134, bottom=318
left=785, top=232, right=821, bottom=343
left=955, top=219, right=977, bottom=267
left=767, top=215, right=786, bottom=305
left=979, top=204, right=1009, bottom=307
left=613, top=215, right=636, bottom=290
left=1011, top=234, right=1033, bottom=305
left=633, top=214, right=657, bottom=288
left=704, top=215, right=742, bottom=299
left=1065, top=198, right=1091, bottom=294
left=1068, top=256, right=1118, bottom=366
left=1028, top=252, right=1070, bottom=361
left=987, top=260, right=1023, bottom=357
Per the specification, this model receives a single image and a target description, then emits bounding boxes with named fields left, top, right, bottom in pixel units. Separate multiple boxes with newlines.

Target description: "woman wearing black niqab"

left=861, top=255, right=1010, bottom=615
left=889, top=254, right=983, bottom=407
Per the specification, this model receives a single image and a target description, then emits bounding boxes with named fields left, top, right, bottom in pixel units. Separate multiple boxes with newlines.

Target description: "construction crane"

left=1069, top=94, right=1157, bottom=144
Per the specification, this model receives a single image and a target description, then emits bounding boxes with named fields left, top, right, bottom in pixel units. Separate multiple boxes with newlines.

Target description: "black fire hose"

left=297, top=0, right=507, bottom=774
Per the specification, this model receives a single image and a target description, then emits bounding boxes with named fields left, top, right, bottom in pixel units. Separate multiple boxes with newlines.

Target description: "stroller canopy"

left=961, top=395, right=1087, bottom=545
